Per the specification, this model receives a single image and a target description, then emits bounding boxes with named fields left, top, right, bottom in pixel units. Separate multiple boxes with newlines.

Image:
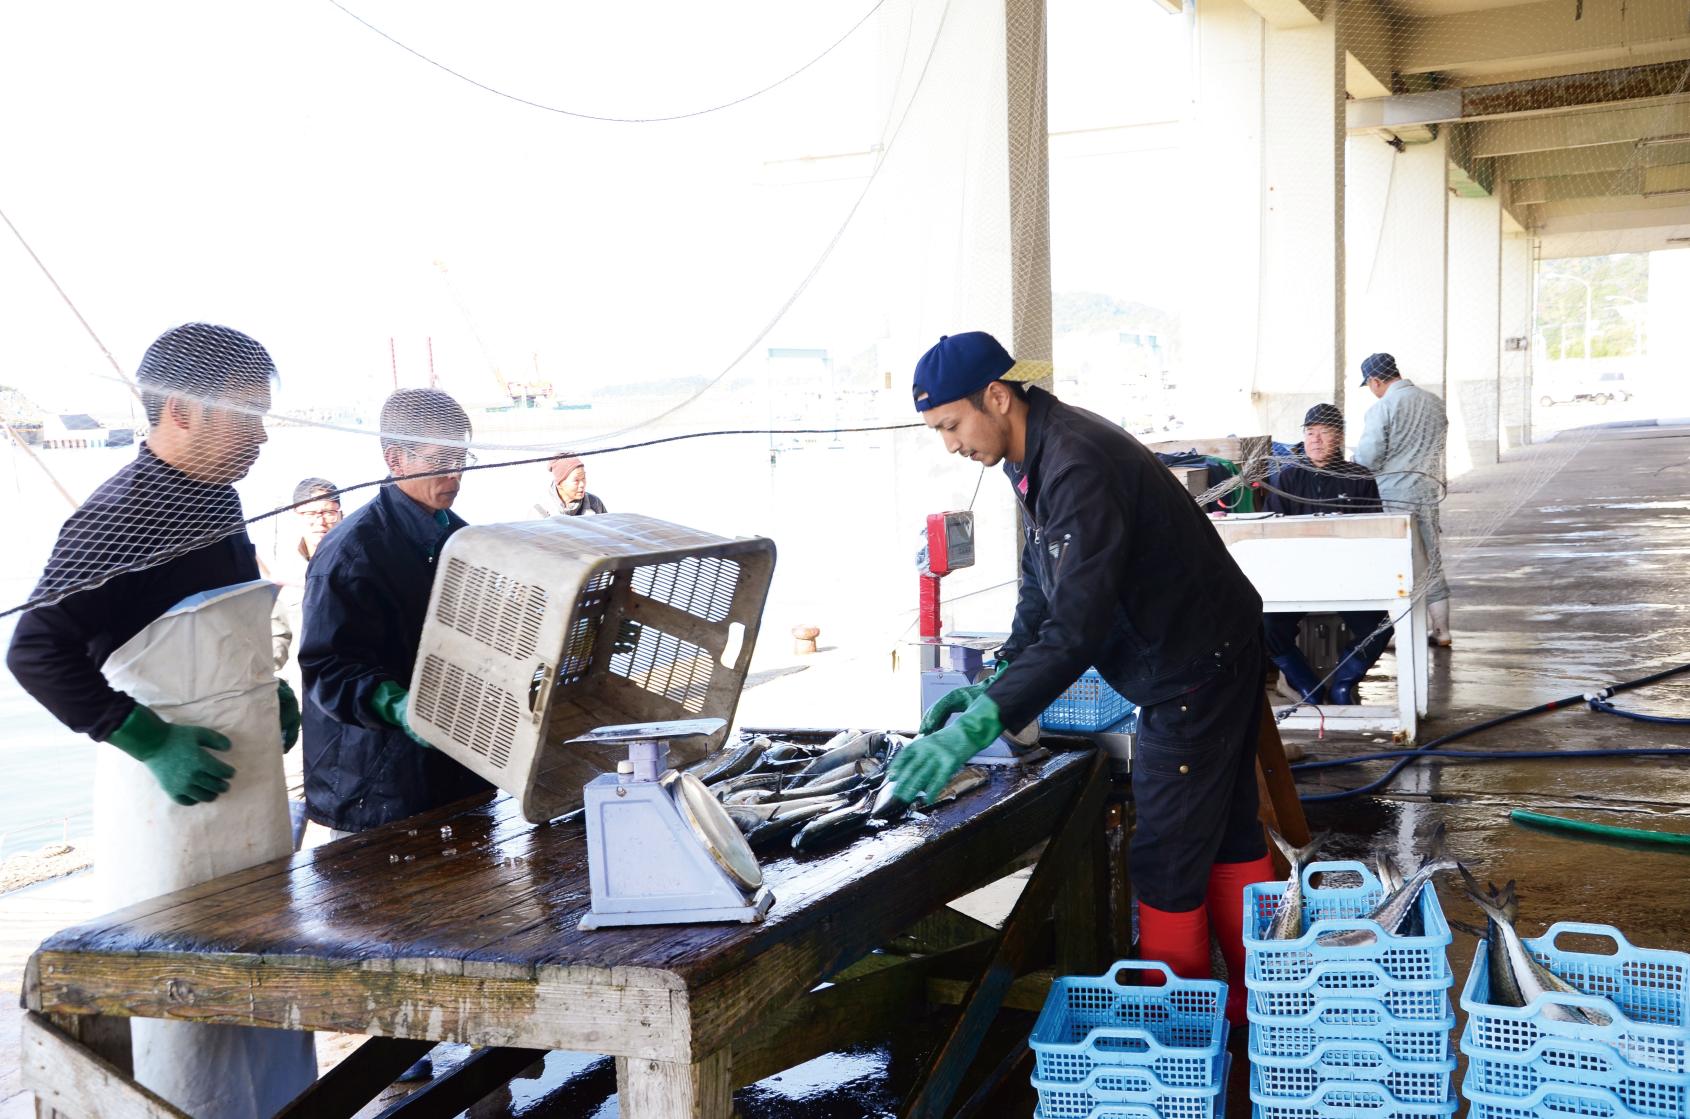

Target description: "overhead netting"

left=0, top=0, right=1686, bottom=711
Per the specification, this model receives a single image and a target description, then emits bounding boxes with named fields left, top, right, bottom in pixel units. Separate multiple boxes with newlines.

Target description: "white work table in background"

left=1212, top=512, right=1428, bottom=742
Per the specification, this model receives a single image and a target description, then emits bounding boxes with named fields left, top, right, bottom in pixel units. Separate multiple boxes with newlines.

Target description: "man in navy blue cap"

left=891, top=330, right=1272, bottom=1023
left=1355, top=352, right=1451, bottom=645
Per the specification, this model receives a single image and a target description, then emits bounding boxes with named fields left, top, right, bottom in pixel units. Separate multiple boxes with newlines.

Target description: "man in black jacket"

left=1262, top=403, right=1389, bottom=705
left=300, top=388, right=492, bottom=837
left=888, top=332, right=1273, bottom=1022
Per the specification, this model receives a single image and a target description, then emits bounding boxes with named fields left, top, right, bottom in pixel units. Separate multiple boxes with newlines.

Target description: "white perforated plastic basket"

left=408, top=514, right=775, bottom=822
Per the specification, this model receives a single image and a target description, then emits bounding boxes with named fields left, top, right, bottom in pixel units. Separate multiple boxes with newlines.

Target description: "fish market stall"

left=21, top=743, right=1111, bottom=1119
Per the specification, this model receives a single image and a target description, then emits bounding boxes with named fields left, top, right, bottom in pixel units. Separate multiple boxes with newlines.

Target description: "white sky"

left=1, top=0, right=1191, bottom=416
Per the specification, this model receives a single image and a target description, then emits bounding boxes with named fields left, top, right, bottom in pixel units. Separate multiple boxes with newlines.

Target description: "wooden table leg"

left=1255, top=693, right=1311, bottom=877
left=902, top=752, right=1111, bottom=1119
left=1103, top=780, right=1134, bottom=961
left=615, top=1050, right=732, bottom=1119
left=1054, top=792, right=1112, bottom=976
left=23, top=1011, right=184, bottom=1119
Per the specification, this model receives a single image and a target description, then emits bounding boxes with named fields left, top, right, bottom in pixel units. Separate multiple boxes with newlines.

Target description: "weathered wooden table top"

left=24, top=750, right=1091, bottom=1062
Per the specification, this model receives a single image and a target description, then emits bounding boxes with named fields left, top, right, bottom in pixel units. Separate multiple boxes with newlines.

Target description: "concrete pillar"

left=1344, top=132, right=1449, bottom=433
left=1005, top=0, right=1052, bottom=372
left=1446, top=193, right=1502, bottom=474
left=1187, top=0, right=1345, bottom=442
left=1499, top=231, right=1534, bottom=449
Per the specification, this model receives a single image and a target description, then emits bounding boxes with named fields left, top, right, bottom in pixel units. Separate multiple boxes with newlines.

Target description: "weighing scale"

left=915, top=510, right=1035, bottom=763
left=577, top=718, right=776, bottom=930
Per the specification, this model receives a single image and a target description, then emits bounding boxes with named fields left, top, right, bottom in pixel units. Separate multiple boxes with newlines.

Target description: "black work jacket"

left=6, top=444, right=258, bottom=740
left=299, top=483, right=492, bottom=832
left=987, top=388, right=1262, bottom=728
left=1264, top=457, right=1382, bottom=516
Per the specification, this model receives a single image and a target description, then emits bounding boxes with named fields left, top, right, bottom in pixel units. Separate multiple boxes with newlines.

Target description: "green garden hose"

left=1510, top=809, right=1690, bottom=849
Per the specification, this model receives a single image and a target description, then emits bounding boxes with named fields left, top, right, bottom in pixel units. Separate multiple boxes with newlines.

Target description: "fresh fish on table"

left=715, top=772, right=784, bottom=797
left=795, top=731, right=884, bottom=778
left=927, top=765, right=990, bottom=807
left=1265, top=829, right=1330, bottom=940
left=747, top=801, right=840, bottom=850
left=764, top=771, right=865, bottom=802
left=1459, top=867, right=1612, bottom=1027
left=792, top=802, right=875, bottom=851
left=789, top=757, right=884, bottom=790
left=869, top=764, right=991, bottom=822
left=723, top=789, right=775, bottom=806
left=693, top=739, right=766, bottom=786
left=765, top=743, right=819, bottom=763
left=724, top=795, right=850, bottom=823
left=1319, top=825, right=1455, bottom=947
left=870, top=780, right=912, bottom=822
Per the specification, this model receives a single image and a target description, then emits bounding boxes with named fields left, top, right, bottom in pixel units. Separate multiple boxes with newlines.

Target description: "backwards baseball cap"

left=912, top=332, right=1047, bottom=412
left=1360, top=352, right=1399, bottom=385
left=1302, top=403, right=1344, bottom=429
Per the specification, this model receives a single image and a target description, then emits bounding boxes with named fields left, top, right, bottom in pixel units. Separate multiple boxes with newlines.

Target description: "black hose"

left=1587, top=699, right=1690, bottom=726
left=1296, top=662, right=1690, bottom=802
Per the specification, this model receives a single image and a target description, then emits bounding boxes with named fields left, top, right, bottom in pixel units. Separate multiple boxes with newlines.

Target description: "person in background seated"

left=1263, top=403, right=1388, bottom=706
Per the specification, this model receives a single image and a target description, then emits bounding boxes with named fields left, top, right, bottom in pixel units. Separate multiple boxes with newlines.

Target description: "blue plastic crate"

left=1250, top=1037, right=1456, bottom=1104
left=1465, top=1050, right=1688, bottom=1119
left=1244, top=861, right=1453, bottom=989
left=1249, top=997, right=1455, bottom=1065
left=1035, top=1066, right=1228, bottom=1119
left=1042, top=668, right=1133, bottom=733
left=1465, top=1082, right=1666, bottom=1119
left=1249, top=960, right=1452, bottom=1022
left=1459, top=924, right=1690, bottom=1076
left=1033, top=1055, right=1231, bottom=1119
left=1031, top=960, right=1228, bottom=1087
left=1250, top=1082, right=1457, bottom=1119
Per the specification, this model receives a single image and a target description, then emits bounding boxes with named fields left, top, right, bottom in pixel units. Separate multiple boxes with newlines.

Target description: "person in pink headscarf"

left=545, top=455, right=607, bottom=517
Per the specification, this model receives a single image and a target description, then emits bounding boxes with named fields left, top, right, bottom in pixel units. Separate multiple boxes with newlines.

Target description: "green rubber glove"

left=890, top=693, right=1004, bottom=804
left=277, top=679, right=300, bottom=752
left=106, top=704, right=237, bottom=807
left=370, top=680, right=431, bottom=748
left=918, top=658, right=1010, bottom=736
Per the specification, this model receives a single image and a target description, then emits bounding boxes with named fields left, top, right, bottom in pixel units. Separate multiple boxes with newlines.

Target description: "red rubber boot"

left=1137, top=901, right=1212, bottom=981
left=1206, top=854, right=1276, bottom=1026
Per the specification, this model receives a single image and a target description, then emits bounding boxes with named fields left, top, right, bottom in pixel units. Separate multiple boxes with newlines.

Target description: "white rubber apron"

left=94, top=579, right=316, bottom=1118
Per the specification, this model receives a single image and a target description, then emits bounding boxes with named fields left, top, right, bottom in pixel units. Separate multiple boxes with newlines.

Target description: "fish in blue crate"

left=1375, top=852, right=1424, bottom=938
left=1265, top=829, right=1330, bottom=939
left=1317, top=826, right=1457, bottom=947
left=1459, top=868, right=1612, bottom=1027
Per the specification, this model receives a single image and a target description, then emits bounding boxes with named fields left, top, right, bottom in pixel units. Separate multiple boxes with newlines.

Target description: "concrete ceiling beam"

left=1348, top=62, right=1690, bottom=134
left=1393, top=0, right=1690, bottom=78
left=1496, top=140, right=1690, bottom=181
left=1240, top=0, right=1322, bottom=29
left=1469, top=101, right=1690, bottom=157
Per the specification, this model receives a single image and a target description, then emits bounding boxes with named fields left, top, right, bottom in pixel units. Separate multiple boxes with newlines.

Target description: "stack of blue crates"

left=1460, top=922, right=1690, bottom=1119
left=1041, top=668, right=1134, bottom=733
left=1244, top=860, right=1457, bottom=1119
left=1029, top=960, right=1230, bottom=1119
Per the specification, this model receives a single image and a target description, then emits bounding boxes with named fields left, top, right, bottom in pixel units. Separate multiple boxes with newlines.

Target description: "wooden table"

left=22, top=750, right=1110, bottom=1119
left=1214, top=513, right=1428, bottom=741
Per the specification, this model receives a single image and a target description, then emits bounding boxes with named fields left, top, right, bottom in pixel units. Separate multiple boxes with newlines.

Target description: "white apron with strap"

left=94, top=579, right=316, bottom=1118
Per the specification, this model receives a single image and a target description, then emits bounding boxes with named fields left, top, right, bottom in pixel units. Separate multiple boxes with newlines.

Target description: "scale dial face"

left=667, top=771, right=764, bottom=892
